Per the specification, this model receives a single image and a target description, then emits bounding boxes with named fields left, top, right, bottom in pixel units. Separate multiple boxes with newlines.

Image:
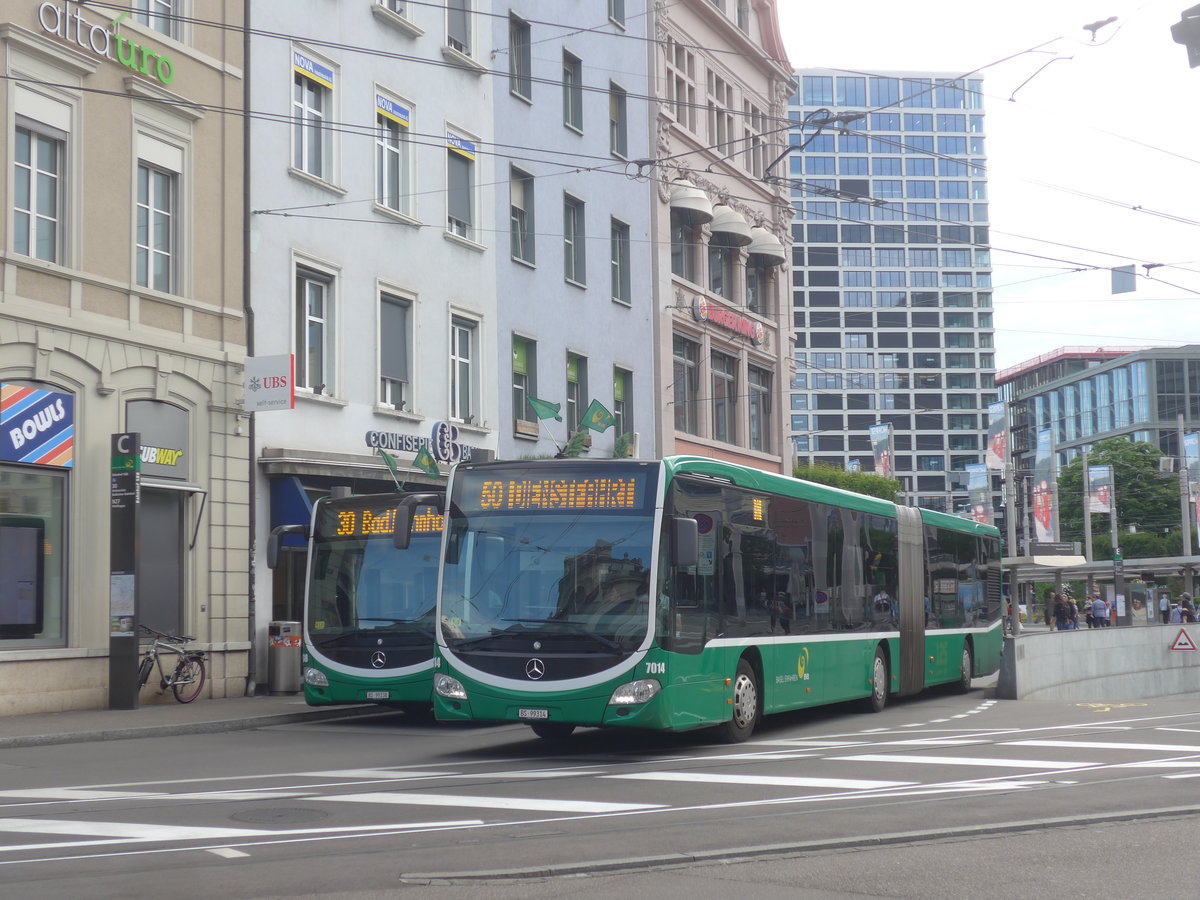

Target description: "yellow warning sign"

left=1169, top=629, right=1198, bottom=652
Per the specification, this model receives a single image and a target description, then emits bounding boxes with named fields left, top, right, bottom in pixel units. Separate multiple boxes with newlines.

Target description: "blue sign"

left=376, top=95, right=410, bottom=127
left=1, top=384, right=74, bottom=467
left=293, top=51, right=334, bottom=88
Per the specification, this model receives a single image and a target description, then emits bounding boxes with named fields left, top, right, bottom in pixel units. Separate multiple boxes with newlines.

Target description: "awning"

left=709, top=204, right=752, bottom=246
left=747, top=226, right=787, bottom=266
left=669, top=180, right=713, bottom=225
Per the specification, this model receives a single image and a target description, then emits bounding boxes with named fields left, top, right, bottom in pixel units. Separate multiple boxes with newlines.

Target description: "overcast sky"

left=774, top=0, right=1200, bottom=372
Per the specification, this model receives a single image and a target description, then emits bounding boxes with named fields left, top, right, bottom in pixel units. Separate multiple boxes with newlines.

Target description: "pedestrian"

left=1160, top=592, right=1171, bottom=625
left=1054, top=594, right=1075, bottom=631
left=1182, top=594, right=1196, bottom=624
left=1084, top=595, right=1096, bottom=629
left=1091, top=594, right=1109, bottom=628
left=1170, top=602, right=1182, bottom=624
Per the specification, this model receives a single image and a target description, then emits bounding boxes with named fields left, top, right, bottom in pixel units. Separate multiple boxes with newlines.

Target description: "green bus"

left=270, top=492, right=443, bottom=710
left=396, top=456, right=1003, bottom=742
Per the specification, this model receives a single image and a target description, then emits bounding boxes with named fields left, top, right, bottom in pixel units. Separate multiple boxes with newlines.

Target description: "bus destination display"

left=318, top=502, right=442, bottom=540
left=477, top=475, right=643, bottom=511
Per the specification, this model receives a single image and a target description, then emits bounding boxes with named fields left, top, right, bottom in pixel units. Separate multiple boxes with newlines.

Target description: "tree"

left=792, top=463, right=902, bottom=503
left=1057, top=439, right=1180, bottom=559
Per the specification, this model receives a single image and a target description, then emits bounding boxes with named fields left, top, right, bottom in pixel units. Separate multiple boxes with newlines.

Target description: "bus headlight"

left=434, top=673, right=468, bottom=701
left=608, top=679, right=661, bottom=706
left=303, top=667, right=329, bottom=687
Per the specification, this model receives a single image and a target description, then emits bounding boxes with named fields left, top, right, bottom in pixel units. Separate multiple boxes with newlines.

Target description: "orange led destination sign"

left=478, top=477, right=641, bottom=511
left=320, top=502, right=442, bottom=540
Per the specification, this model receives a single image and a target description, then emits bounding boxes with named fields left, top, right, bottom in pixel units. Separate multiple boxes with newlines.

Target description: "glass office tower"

left=788, top=70, right=997, bottom=513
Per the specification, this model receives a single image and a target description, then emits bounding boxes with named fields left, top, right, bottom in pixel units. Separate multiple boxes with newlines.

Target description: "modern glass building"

left=788, top=70, right=997, bottom=513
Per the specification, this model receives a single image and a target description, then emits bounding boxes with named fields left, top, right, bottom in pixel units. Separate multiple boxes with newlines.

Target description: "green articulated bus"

left=269, top=492, right=443, bottom=710
left=394, top=456, right=1003, bottom=742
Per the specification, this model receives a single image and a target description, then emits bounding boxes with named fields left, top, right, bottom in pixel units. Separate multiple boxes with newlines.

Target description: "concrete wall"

left=997, top=626, right=1200, bottom=701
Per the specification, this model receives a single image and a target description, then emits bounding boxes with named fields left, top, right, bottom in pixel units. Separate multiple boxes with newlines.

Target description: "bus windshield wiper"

left=355, top=617, right=435, bottom=638
left=503, top=618, right=623, bottom=653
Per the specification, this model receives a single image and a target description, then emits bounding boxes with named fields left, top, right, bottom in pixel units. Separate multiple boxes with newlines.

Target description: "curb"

left=0, top=705, right=389, bottom=750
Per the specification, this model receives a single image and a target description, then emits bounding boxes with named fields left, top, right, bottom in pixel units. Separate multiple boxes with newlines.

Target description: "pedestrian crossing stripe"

left=1169, top=629, right=1197, bottom=651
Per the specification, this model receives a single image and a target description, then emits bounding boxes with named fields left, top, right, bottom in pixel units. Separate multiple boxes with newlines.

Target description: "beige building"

left=0, top=2, right=246, bottom=714
left=653, top=0, right=794, bottom=474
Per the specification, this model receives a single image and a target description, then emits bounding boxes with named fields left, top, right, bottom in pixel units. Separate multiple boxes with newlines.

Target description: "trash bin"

left=268, top=621, right=302, bottom=694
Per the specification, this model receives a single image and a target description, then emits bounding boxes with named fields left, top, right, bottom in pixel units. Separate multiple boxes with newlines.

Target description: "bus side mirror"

left=394, top=492, right=445, bottom=550
left=267, top=524, right=308, bottom=569
left=672, top=516, right=699, bottom=568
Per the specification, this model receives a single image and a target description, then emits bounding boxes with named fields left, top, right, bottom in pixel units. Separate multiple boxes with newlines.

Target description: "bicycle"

left=136, top=625, right=207, bottom=703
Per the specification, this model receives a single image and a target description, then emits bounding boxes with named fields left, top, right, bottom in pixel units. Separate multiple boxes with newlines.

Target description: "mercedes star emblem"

left=525, top=658, right=545, bottom=680
left=370, top=651, right=387, bottom=669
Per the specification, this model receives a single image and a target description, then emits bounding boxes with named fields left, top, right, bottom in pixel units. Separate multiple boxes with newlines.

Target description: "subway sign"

left=38, top=2, right=177, bottom=86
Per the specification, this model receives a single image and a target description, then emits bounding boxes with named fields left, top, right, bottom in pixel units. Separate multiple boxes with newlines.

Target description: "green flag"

left=527, top=396, right=563, bottom=422
left=377, top=447, right=402, bottom=489
left=413, top=445, right=441, bottom=479
left=581, top=399, right=616, bottom=433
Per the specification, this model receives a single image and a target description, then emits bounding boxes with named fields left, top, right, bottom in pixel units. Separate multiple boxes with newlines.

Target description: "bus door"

left=895, top=506, right=925, bottom=696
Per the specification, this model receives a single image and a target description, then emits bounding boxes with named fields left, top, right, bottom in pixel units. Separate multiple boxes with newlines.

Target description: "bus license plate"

left=518, top=708, right=549, bottom=720
left=365, top=691, right=390, bottom=700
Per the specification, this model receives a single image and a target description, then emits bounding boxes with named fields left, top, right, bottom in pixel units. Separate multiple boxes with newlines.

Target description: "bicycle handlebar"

left=137, top=624, right=195, bottom=644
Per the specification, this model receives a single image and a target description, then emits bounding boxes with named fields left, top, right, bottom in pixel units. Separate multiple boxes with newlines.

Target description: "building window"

left=13, top=123, right=63, bottom=263
left=135, top=0, right=177, bottom=38
left=712, top=351, right=738, bottom=444
left=673, top=335, right=699, bottom=434
left=743, top=100, right=767, bottom=177
left=296, top=266, right=334, bottom=393
left=608, top=0, right=625, bottom=27
left=614, top=368, right=633, bottom=438
left=375, top=95, right=411, bottom=215
left=446, top=132, right=476, bottom=239
left=707, top=72, right=735, bottom=156
left=512, top=335, right=537, bottom=427
left=563, top=52, right=583, bottom=131
left=609, top=82, right=628, bottom=157
left=135, top=162, right=176, bottom=293
left=293, top=53, right=333, bottom=180
left=378, top=0, right=408, bottom=15
left=670, top=209, right=697, bottom=282
left=450, top=316, right=477, bottom=423
left=509, top=15, right=531, bottom=99
left=447, top=0, right=471, bottom=54
left=566, top=353, right=588, bottom=432
left=746, top=259, right=771, bottom=315
left=0, top=461, right=67, bottom=646
left=748, top=365, right=771, bottom=452
left=709, top=245, right=735, bottom=299
left=510, top=167, right=535, bottom=263
left=563, top=194, right=586, bottom=284
left=611, top=217, right=631, bottom=304
left=736, top=0, right=750, bottom=31
left=665, top=38, right=696, bottom=132
left=379, top=292, right=411, bottom=410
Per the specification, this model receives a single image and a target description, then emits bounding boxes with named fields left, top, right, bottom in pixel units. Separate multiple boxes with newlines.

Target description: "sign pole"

left=109, top=433, right=141, bottom=709
left=1110, top=476, right=1128, bottom=627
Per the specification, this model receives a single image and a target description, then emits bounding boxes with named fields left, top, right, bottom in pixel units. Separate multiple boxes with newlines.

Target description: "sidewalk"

left=0, top=694, right=386, bottom=750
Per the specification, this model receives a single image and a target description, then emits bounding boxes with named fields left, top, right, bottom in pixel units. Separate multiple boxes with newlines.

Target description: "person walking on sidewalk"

left=1091, top=594, right=1110, bottom=628
left=1160, top=592, right=1171, bottom=624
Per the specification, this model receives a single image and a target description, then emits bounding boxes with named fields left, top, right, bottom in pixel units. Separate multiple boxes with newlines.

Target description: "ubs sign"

left=37, top=2, right=176, bottom=86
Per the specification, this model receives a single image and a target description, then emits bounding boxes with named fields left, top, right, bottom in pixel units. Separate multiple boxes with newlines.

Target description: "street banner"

left=869, top=423, right=893, bottom=479
left=966, top=463, right=990, bottom=525
left=1032, top=429, right=1057, bottom=542
left=985, top=402, right=1007, bottom=471
left=244, top=355, right=295, bottom=412
left=1184, top=432, right=1200, bottom=499
left=1087, top=465, right=1114, bottom=514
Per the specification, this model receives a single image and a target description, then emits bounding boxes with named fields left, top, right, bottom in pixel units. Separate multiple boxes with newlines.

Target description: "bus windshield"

left=440, top=462, right=658, bottom=653
left=306, top=496, right=441, bottom=654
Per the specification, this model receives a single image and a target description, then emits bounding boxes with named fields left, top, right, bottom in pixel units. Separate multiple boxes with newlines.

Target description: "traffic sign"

left=1169, top=629, right=1197, bottom=652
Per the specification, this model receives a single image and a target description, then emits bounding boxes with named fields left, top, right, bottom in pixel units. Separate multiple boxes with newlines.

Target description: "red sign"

left=1169, top=629, right=1197, bottom=651
left=692, top=296, right=765, bottom=345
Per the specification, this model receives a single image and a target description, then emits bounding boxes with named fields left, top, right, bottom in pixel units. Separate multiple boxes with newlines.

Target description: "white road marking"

left=1115, top=761, right=1200, bottom=768
left=1008, top=739, right=1200, bottom=752
left=0, top=818, right=272, bottom=840
left=1164, top=773, right=1200, bottom=779
left=316, top=792, right=664, bottom=813
left=298, top=769, right=457, bottom=780
left=0, top=790, right=149, bottom=801
left=604, top=773, right=913, bottom=790
left=879, top=739, right=989, bottom=746
left=206, top=847, right=250, bottom=858
left=834, top=754, right=1098, bottom=769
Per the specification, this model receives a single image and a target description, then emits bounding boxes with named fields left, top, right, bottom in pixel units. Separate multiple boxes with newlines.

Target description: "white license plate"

left=518, top=708, right=549, bottom=720
left=365, top=691, right=390, bottom=700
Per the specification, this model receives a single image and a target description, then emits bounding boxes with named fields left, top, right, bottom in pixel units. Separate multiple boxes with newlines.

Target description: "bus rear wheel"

left=866, top=647, right=889, bottom=713
left=530, top=722, right=576, bottom=741
left=718, top=658, right=759, bottom=743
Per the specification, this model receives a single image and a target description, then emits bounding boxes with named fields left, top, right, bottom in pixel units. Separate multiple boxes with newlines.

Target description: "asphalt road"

left=3, top=686, right=1200, bottom=898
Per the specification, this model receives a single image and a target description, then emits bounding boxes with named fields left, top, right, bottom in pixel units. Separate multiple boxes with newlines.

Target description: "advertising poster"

left=1087, top=465, right=1114, bottom=514
left=1032, top=429, right=1057, bottom=542
left=966, top=463, right=990, bottom=525
left=985, top=402, right=1007, bottom=472
left=869, top=423, right=893, bottom=479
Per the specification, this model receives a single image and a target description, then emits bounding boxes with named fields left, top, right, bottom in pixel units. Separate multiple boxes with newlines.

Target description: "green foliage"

left=560, top=429, right=589, bottom=459
left=1057, top=438, right=1182, bottom=557
left=791, top=463, right=903, bottom=503
left=612, top=432, right=631, bottom=459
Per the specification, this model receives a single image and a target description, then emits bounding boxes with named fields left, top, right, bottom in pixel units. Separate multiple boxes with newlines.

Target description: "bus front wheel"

left=955, top=643, right=974, bottom=694
left=867, top=647, right=889, bottom=713
left=719, top=658, right=760, bottom=743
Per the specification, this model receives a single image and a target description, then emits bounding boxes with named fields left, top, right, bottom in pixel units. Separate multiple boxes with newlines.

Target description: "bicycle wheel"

left=137, top=655, right=154, bottom=690
left=171, top=655, right=206, bottom=703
